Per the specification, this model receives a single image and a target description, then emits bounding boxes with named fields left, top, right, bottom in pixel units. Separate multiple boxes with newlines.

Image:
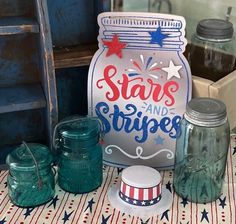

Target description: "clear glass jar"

left=189, top=19, right=235, bottom=82
left=173, top=98, right=230, bottom=203
left=6, top=143, right=55, bottom=207
left=54, top=117, right=103, bottom=193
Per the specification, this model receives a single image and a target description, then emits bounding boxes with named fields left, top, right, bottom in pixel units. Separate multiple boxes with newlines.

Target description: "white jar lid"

left=121, top=165, right=161, bottom=188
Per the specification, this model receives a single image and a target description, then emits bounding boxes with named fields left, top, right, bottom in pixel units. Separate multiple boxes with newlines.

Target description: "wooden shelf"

left=53, top=43, right=98, bottom=69
left=0, top=16, right=39, bottom=35
left=0, top=84, right=46, bottom=114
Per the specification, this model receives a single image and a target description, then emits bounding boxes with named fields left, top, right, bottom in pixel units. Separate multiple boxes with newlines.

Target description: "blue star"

left=117, top=168, right=123, bottom=175
left=219, top=196, right=227, bottom=209
left=62, top=210, right=74, bottom=224
left=233, top=146, right=236, bottom=155
left=154, top=135, right=165, bottom=145
left=180, top=197, right=188, bottom=208
left=200, top=183, right=208, bottom=197
left=141, top=218, right=150, bottom=224
left=101, top=214, right=111, bottom=224
left=161, top=209, right=169, bottom=221
left=201, top=209, right=209, bottom=223
left=149, top=27, right=168, bottom=47
left=0, top=217, right=6, bottom=224
left=47, top=195, right=59, bottom=209
left=84, top=198, right=95, bottom=213
left=166, top=181, right=172, bottom=193
left=23, top=207, right=34, bottom=219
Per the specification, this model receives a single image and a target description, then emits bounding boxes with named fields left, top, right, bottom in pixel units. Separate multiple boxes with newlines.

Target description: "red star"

left=103, top=34, right=127, bottom=58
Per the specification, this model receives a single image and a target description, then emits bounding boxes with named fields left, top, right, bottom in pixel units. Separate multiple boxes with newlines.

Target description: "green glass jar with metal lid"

left=6, top=142, right=55, bottom=207
left=189, top=19, right=235, bottom=82
left=54, top=116, right=103, bottom=193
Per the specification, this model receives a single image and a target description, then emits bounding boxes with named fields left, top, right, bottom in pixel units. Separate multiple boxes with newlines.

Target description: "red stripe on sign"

left=148, top=188, right=153, bottom=200
left=139, top=188, right=144, bottom=200
left=130, top=186, right=134, bottom=199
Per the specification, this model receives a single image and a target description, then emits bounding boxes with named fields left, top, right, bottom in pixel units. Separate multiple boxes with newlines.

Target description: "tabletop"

left=0, top=136, right=235, bottom=224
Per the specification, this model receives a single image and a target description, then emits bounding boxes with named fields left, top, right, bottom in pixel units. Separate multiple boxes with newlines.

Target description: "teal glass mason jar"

left=6, top=143, right=55, bottom=207
left=173, top=98, right=230, bottom=203
left=54, top=117, right=103, bottom=193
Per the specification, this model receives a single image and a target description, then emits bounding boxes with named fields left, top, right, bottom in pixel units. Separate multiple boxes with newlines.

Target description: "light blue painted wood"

left=0, top=84, right=46, bottom=113
left=0, top=16, right=39, bottom=35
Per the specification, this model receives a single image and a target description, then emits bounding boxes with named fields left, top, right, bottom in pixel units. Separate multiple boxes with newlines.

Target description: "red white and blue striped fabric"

left=119, top=180, right=161, bottom=206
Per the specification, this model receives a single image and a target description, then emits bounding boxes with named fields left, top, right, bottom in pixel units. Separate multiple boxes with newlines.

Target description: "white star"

left=133, top=200, right=137, bottom=204
left=162, top=60, right=182, bottom=80
left=150, top=200, right=154, bottom=204
left=125, top=197, right=129, bottom=202
left=141, top=201, right=146, bottom=205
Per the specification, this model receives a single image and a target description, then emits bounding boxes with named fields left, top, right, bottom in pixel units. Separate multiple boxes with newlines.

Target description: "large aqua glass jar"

left=173, top=98, right=230, bottom=203
left=6, top=143, right=55, bottom=207
left=54, top=117, right=103, bottom=193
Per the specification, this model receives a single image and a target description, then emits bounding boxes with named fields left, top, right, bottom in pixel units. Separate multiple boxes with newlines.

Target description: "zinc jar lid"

left=6, top=143, right=53, bottom=171
left=184, top=98, right=227, bottom=127
left=60, top=117, right=100, bottom=141
left=196, top=19, right=234, bottom=40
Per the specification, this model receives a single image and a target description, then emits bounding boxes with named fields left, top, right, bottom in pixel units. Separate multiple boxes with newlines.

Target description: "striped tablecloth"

left=0, top=136, right=235, bottom=224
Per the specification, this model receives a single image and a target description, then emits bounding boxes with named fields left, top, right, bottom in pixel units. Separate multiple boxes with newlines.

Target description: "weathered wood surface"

left=0, top=109, right=46, bottom=147
left=0, top=34, right=40, bottom=87
left=35, top=0, right=58, bottom=149
left=47, top=0, right=110, bottom=47
left=0, top=0, right=35, bottom=17
left=54, top=43, right=97, bottom=69
left=0, top=84, right=46, bottom=114
left=47, top=0, right=98, bottom=47
left=0, top=17, right=39, bottom=35
left=56, top=66, right=88, bottom=120
left=0, top=0, right=58, bottom=164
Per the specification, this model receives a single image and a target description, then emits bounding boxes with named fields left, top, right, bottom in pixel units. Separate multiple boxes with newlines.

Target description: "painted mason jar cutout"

left=88, top=12, right=192, bottom=169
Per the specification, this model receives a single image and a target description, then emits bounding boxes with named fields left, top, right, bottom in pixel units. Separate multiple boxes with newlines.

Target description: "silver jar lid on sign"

left=184, top=98, right=227, bottom=127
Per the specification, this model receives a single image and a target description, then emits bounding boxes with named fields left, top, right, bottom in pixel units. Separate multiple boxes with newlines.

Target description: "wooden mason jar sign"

left=88, top=12, right=192, bottom=169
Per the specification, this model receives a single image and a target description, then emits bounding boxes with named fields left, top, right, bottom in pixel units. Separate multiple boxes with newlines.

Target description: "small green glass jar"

left=6, top=143, right=55, bottom=207
left=54, top=117, right=103, bottom=193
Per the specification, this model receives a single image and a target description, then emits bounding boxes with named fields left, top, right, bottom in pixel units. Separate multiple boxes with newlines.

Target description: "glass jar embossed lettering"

left=54, top=117, right=103, bottom=193
left=6, top=143, right=55, bottom=207
left=173, top=98, right=230, bottom=203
